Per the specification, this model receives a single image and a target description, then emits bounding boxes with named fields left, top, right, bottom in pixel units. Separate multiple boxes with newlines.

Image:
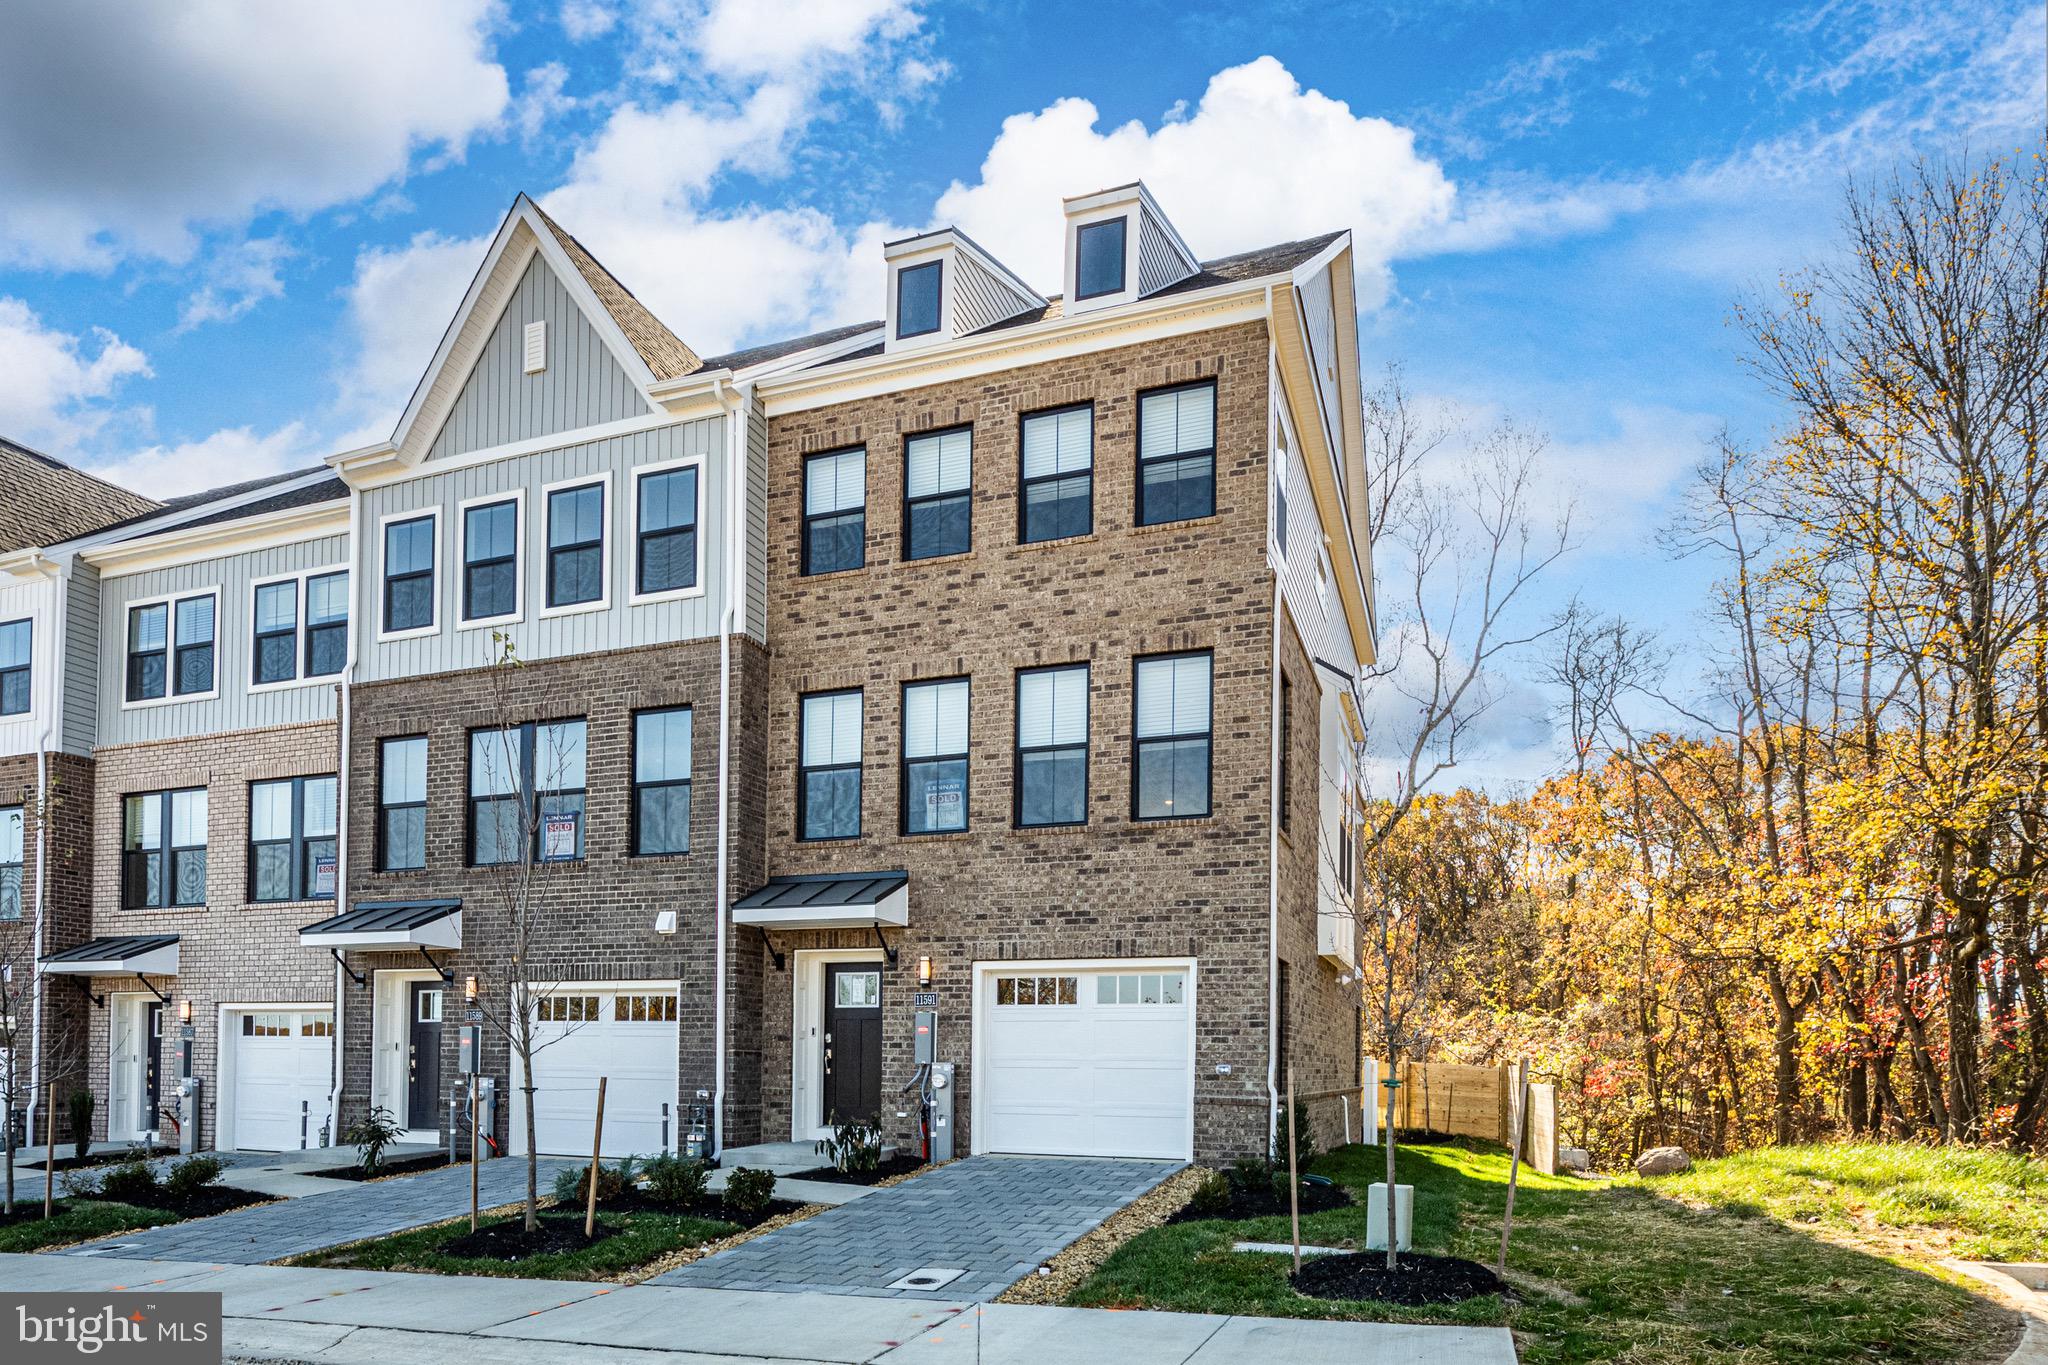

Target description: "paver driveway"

left=655, top=1154, right=1177, bottom=1301
left=49, top=1156, right=578, bottom=1264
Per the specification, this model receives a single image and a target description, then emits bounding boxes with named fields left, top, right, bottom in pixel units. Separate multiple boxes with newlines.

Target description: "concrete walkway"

left=46, top=1155, right=578, bottom=1263
left=658, top=1154, right=1178, bottom=1301
left=8, top=1142, right=445, bottom=1201
left=0, top=1253, right=1521, bottom=1363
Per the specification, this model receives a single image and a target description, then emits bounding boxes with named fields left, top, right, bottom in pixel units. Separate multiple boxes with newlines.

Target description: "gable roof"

left=0, top=437, right=162, bottom=554
left=530, top=202, right=701, bottom=382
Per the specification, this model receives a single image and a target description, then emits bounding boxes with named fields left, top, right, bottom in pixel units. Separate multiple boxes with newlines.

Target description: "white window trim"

left=246, top=564, right=350, bottom=695
left=1063, top=203, right=1143, bottom=316
left=538, top=470, right=614, bottom=619
left=375, top=505, right=442, bottom=643
left=455, top=488, right=526, bottom=631
left=884, top=247, right=955, bottom=355
left=119, top=584, right=222, bottom=710
left=626, top=454, right=708, bottom=606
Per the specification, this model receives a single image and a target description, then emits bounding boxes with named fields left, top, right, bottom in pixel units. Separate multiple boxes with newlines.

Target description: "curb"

left=1943, top=1261, right=2048, bottom=1365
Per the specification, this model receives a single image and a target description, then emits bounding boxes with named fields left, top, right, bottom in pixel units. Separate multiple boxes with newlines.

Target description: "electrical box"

left=458, top=1024, right=483, bottom=1074
left=927, top=1062, right=955, bottom=1162
left=174, top=1032, right=195, bottom=1081
left=175, top=1079, right=201, bottom=1155
left=913, top=1009, right=937, bottom=1065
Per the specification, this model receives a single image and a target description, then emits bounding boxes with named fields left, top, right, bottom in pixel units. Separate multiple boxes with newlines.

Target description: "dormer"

left=882, top=229, right=1046, bottom=354
left=1061, top=182, right=1200, bottom=317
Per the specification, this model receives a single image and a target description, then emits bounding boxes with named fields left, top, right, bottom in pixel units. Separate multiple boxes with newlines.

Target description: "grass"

left=1068, top=1139, right=2026, bottom=1364
left=297, top=1208, right=742, bottom=1280
left=0, top=1200, right=180, bottom=1252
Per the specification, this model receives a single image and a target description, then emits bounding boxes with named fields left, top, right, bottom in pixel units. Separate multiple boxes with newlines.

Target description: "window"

left=1137, top=381, right=1216, bottom=526
left=242, top=1014, right=291, bottom=1037
left=619, top=993, right=678, bottom=1022
left=1016, top=665, right=1088, bottom=827
left=1274, top=475, right=1288, bottom=557
left=126, top=593, right=215, bottom=703
left=462, top=498, right=519, bottom=622
left=174, top=596, right=216, bottom=695
left=834, top=971, right=881, bottom=1008
left=537, top=994, right=599, bottom=1023
left=802, top=449, right=865, bottom=575
left=546, top=481, right=605, bottom=609
left=382, top=513, right=436, bottom=634
left=1133, top=652, right=1212, bottom=820
left=635, top=464, right=698, bottom=597
left=468, top=719, right=586, bottom=865
left=248, top=775, right=338, bottom=902
left=902, top=678, right=968, bottom=835
left=122, top=788, right=207, bottom=908
left=903, top=427, right=971, bottom=560
left=1075, top=217, right=1128, bottom=299
left=1094, top=972, right=1185, bottom=1005
left=896, top=260, right=942, bottom=339
left=632, top=707, right=692, bottom=855
left=1279, top=672, right=1294, bottom=835
left=0, top=806, right=21, bottom=921
left=798, top=689, right=862, bottom=840
left=0, top=619, right=28, bottom=715
left=126, top=604, right=166, bottom=701
left=252, top=581, right=296, bottom=685
left=378, top=736, right=427, bottom=872
left=1020, top=405, right=1093, bottom=544
left=995, top=975, right=1078, bottom=1006
left=306, top=571, right=348, bottom=677
left=416, top=991, right=442, bottom=1023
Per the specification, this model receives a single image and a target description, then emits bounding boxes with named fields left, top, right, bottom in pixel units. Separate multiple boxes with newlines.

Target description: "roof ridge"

left=527, top=200, right=703, bottom=382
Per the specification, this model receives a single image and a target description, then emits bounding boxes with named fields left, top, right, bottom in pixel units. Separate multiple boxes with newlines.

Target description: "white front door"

left=230, top=1010, right=333, bottom=1150
left=513, top=986, right=678, bottom=1158
left=107, top=995, right=147, bottom=1141
left=976, top=961, right=1195, bottom=1160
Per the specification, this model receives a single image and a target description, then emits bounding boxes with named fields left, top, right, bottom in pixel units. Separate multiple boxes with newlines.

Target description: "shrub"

left=1186, top=1171, right=1234, bottom=1217
left=67, top=1090, right=95, bottom=1162
left=1288, top=1098, right=1321, bottom=1170
left=97, top=1157, right=161, bottom=1206
left=721, top=1166, right=776, bottom=1221
left=163, top=1154, right=224, bottom=1205
left=642, top=1153, right=710, bottom=1207
left=814, top=1115, right=884, bottom=1176
left=552, top=1158, right=633, bottom=1207
left=1228, top=1156, right=1279, bottom=1200
left=342, top=1106, right=403, bottom=1176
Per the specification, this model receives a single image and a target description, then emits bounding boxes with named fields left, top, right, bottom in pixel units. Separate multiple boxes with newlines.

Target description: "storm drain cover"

left=69, top=1244, right=140, bottom=1256
left=886, top=1267, right=966, bottom=1291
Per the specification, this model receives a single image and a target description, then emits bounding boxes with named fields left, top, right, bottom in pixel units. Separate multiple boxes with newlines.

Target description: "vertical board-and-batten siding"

left=97, top=534, right=348, bottom=744
left=1138, top=208, right=1195, bottom=297
left=744, top=393, right=769, bottom=643
left=951, top=255, right=1038, bottom=334
left=426, top=253, right=651, bottom=463
left=63, top=565, right=101, bottom=755
left=1297, top=267, right=1341, bottom=457
left=358, top=416, right=730, bottom=684
left=0, top=574, right=57, bottom=759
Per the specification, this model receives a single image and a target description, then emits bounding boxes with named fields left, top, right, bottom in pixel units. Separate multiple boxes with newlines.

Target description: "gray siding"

left=744, top=392, right=768, bottom=643
left=427, top=253, right=650, bottom=463
left=98, top=535, right=348, bottom=745
left=952, top=255, right=1037, bottom=333
left=1298, top=267, right=1340, bottom=457
left=63, top=564, right=100, bottom=755
left=1139, top=207, right=1194, bottom=296
left=358, top=416, right=730, bottom=685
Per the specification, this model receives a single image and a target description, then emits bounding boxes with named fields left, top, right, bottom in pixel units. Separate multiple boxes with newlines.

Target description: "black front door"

left=143, top=1001, right=163, bottom=1131
left=823, top=963, right=883, bottom=1124
left=407, top=982, right=444, bottom=1129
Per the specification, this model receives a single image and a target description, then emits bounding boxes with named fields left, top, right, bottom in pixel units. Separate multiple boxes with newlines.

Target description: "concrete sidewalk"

left=0, top=1253, right=1520, bottom=1364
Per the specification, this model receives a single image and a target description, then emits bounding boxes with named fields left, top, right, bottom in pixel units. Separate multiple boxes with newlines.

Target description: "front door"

left=822, top=963, right=883, bottom=1124
left=143, top=1001, right=163, bottom=1134
left=407, top=983, right=444, bottom=1130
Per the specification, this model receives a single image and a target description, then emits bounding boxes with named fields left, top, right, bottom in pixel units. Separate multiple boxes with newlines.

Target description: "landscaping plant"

left=552, top=1156, right=633, bottom=1207
left=720, top=1166, right=776, bottom=1222
left=1186, top=1171, right=1233, bottom=1218
left=814, top=1115, right=884, bottom=1176
left=162, top=1154, right=224, bottom=1208
left=67, top=1090, right=94, bottom=1162
left=641, top=1153, right=710, bottom=1207
left=96, top=1157, right=160, bottom=1205
left=343, top=1105, right=403, bottom=1176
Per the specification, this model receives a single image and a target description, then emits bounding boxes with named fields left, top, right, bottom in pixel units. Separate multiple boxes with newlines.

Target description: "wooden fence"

left=1373, top=1060, right=1557, bottom=1175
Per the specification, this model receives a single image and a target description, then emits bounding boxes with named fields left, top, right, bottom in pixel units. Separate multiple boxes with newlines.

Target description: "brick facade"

left=0, top=750, right=95, bottom=1146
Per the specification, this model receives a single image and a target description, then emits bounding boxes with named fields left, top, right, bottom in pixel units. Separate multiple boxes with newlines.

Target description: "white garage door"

left=232, top=1011, right=333, bottom=1150
left=978, top=964, right=1193, bottom=1159
left=515, top=987, right=677, bottom=1158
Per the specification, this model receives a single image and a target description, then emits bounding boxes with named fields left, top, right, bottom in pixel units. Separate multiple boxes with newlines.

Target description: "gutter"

left=324, top=480, right=363, bottom=1141
left=1263, top=296, right=1283, bottom=1154
left=24, top=554, right=68, bottom=1150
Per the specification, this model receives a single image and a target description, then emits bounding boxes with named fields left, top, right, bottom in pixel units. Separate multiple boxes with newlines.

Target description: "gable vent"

left=523, top=320, right=547, bottom=374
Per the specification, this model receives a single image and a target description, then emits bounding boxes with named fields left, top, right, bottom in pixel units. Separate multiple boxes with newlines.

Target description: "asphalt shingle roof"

left=531, top=202, right=703, bottom=381
left=0, top=438, right=161, bottom=554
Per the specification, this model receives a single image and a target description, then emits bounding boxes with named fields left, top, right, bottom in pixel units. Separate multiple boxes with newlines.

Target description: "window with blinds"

left=1016, top=664, right=1088, bottom=826
left=1020, top=404, right=1092, bottom=544
left=803, top=448, right=866, bottom=575
left=1133, top=651, right=1212, bottom=819
left=633, top=706, right=692, bottom=855
left=904, top=427, right=972, bottom=560
left=902, top=678, right=968, bottom=834
left=378, top=735, right=427, bottom=871
left=800, top=689, right=863, bottom=839
left=1137, top=381, right=1216, bottom=526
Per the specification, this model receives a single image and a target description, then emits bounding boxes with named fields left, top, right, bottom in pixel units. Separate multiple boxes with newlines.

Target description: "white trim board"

left=787, top=948, right=888, bottom=1143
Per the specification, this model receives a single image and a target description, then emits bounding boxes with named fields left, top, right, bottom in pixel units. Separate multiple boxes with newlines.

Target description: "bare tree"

left=0, top=783, right=88, bottom=1215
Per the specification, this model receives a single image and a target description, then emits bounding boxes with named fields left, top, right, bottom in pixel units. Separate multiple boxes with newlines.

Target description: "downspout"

left=26, top=554, right=66, bottom=1150
left=1263, top=283, right=1283, bottom=1155
left=709, top=376, right=750, bottom=1157
left=326, top=480, right=363, bottom=1141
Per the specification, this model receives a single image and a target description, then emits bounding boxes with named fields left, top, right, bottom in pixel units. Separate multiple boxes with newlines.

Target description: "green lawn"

left=1068, top=1140, right=2022, bottom=1365
left=0, top=1200, right=180, bottom=1252
left=296, top=1209, right=741, bottom=1280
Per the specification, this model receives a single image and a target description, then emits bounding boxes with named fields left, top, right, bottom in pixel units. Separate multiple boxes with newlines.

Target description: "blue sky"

left=1, top=0, right=2038, bottom=782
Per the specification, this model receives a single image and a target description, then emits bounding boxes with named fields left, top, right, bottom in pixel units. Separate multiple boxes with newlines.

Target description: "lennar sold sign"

left=6, top=1293, right=220, bottom=1364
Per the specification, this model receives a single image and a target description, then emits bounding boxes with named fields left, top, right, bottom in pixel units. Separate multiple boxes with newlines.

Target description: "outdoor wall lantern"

left=917, top=955, right=934, bottom=987
left=464, top=975, right=478, bottom=1003
left=178, top=998, right=192, bottom=1025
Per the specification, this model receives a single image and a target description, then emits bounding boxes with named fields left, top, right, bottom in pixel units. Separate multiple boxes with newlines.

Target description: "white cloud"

left=337, top=230, right=491, bottom=428
left=508, top=63, right=578, bottom=149
left=694, top=0, right=926, bottom=81
left=90, top=423, right=320, bottom=500
left=559, top=0, right=617, bottom=42
left=0, top=0, right=508, bottom=269
left=0, top=297, right=150, bottom=447
left=176, top=236, right=294, bottom=331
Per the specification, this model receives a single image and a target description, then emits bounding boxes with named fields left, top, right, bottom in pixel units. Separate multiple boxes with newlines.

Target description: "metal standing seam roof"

left=733, top=872, right=909, bottom=912
left=40, top=934, right=179, bottom=964
left=300, top=900, right=461, bottom=936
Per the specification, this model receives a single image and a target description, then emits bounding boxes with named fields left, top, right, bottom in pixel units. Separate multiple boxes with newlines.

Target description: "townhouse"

left=22, top=179, right=1372, bottom=1167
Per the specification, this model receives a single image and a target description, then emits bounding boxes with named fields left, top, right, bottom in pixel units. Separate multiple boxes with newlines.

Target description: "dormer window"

left=1075, top=218, right=1128, bottom=300
left=896, top=261, right=943, bottom=339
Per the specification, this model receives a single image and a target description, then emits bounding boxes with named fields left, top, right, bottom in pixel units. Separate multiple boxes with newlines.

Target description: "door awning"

left=299, top=900, right=462, bottom=950
left=732, top=872, right=908, bottom=931
left=40, top=935, right=179, bottom=976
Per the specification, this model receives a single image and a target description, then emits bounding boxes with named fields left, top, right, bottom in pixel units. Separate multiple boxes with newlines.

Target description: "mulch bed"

left=582, top=1186, right=806, bottom=1229
left=303, top=1153, right=451, bottom=1181
left=1293, top=1251, right=1508, bottom=1306
left=1165, top=1177, right=1353, bottom=1225
left=438, top=1213, right=617, bottom=1261
left=785, top=1153, right=928, bottom=1186
left=24, top=1149, right=170, bottom=1172
left=131, top=1186, right=273, bottom=1218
